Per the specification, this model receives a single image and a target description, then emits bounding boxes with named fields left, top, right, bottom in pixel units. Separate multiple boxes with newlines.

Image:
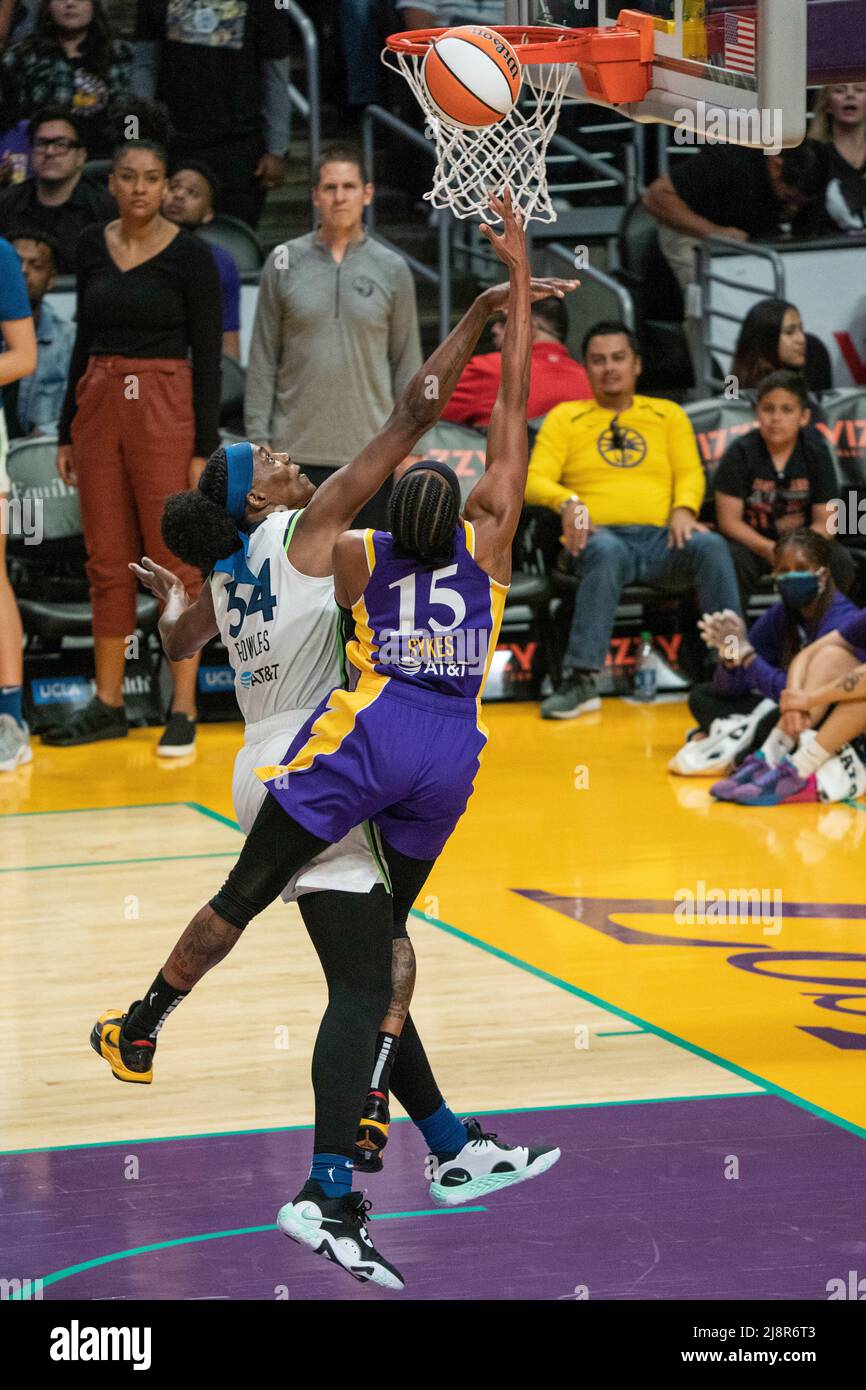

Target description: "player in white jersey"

left=96, top=253, right=577, bottom=1289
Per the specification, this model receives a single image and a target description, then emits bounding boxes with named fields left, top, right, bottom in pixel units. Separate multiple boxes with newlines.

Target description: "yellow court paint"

left=2, top=697, right=863, bottom=1149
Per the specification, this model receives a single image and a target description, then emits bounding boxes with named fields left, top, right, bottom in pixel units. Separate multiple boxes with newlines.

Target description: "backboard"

left=518, top=1, right=808, bottom=148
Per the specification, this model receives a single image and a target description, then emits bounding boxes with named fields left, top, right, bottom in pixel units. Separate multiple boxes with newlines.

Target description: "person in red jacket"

left=441, top=294, right=591, bottom=428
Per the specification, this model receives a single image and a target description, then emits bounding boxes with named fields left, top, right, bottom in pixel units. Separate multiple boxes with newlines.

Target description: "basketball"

left=421, top=25, right=522, bottom=130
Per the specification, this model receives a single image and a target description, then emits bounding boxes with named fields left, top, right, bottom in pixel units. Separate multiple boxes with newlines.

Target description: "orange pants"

left=71, top=356, right=203, bottom=639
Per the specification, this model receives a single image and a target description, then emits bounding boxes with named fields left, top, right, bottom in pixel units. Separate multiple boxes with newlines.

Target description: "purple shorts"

left=256, top=676, right=488, bottom=861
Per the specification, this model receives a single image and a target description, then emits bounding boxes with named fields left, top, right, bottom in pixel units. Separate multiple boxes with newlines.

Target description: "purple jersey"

left=346, top=521, right=508, bottom=700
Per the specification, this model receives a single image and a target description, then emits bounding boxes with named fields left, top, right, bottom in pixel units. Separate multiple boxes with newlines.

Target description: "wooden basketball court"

left=3, top=699, right=865, bottom=1300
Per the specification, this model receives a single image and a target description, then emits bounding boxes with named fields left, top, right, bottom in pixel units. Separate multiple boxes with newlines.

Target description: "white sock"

left=792, top=738, right=832, bottom=779
left=760, top=727, right=795, bottom=769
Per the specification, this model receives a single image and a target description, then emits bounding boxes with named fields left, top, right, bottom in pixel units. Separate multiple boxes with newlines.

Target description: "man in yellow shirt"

left=526, top=321, right=741, bottom=718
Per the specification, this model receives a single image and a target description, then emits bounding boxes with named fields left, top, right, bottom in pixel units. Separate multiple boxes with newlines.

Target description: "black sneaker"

left=41, top=697, right=128, bottom=746
left=354, top=1090, right=390, bottom=1173
left=540, top=669, right=601, bottom=720
left=157, top=712, right=196, bottom=758
left=277, top=1185, right=404, bottom=1290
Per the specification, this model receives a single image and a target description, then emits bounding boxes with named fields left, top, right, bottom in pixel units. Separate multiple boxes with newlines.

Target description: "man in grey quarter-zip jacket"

left=244, top=143, right=422, bottom=527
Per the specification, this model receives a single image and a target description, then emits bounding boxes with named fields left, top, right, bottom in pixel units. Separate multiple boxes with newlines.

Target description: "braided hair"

left=389, top=467, right=459, bottom=563
left=161, top=447, right=243, bottom=574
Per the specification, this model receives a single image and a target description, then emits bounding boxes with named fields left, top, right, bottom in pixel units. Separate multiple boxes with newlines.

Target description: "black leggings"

left=211, top=794, right=445, bottom=1152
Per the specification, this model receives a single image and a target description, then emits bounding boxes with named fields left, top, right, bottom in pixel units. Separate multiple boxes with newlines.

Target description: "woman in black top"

left=51, top=126, right=221, bottom=752
left=811, top=83, right=866, bottom=232
left=731, top=298, right=833, bottom=399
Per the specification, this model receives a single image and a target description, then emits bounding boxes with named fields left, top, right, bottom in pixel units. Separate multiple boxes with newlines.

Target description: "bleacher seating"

left=198, top=216, right=264, bottom=274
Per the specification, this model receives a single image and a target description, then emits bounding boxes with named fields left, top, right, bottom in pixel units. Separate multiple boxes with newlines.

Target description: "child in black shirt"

left=713, top=370, right=856, bottom=608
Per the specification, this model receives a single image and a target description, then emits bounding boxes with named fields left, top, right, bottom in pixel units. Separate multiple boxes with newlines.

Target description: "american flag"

left=724, top=11, right=757, bottom=75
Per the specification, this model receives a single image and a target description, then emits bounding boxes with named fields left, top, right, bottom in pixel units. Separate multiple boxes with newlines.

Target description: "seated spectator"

left=810, top=82, right=866, bottom=230
left=442, top=295, right=591, bottom=429
left=713, top=370, right=856, bottom=608
left=0, top=0, right=132, bottom=158
left=4, top=227, right=73, bottom=435
left=711, top=608, right=866, bottom=807
left=731, top=298, right=832, bottom=397
left=525, top=319, right=741, bottom=720
left=0, top=106, right=115, bottom=271
left=132, top=0, right=290, bottom=229
left=162, top=161, right=240, bottom=360
left=670, top=529, right=858, bottom=775
left=643, top=141, right=828, bottom=377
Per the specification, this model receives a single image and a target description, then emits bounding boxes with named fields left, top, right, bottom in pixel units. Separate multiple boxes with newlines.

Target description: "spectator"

left=525, top=319, right=741, bottom=720
left=713, top=370, right=856, bottom=608
left=245, top=143, right=422, bottom=529
left=711, top=604, right=866, bottom=806
left=4, top=228, right=73, bottom=435
left=51, top=125, right=221, bottom=753
left=0, top=0, right=132, bottom=158
left=811, top=83, right=866, bottom=231
left=0, top=106, right=115, bottom=271
left=0, top=233, right=37, bottom=771
left=671, top=529, right=859, bottom=775
left=162, top=161, right=240, bottom=360
left=731, top=298, right=832, bottom=397
left=643, top=141, right=828, bottom=378
left=132, top=0, right=290, bottom=229
left=442, top=294, right=591, bottom=429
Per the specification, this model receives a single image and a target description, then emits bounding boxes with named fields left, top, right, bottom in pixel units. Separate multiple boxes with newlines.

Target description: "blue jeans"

left=564, top=525, right=742, bottom=672
left=340, top=0, right=385, bottom=107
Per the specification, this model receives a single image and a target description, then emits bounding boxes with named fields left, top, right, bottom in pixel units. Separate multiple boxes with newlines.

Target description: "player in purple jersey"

left=91, top=192, right=577, bottom=1290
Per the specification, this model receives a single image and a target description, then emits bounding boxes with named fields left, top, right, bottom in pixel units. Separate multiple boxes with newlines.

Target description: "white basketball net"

left=383, top=47, right=575, bottom=225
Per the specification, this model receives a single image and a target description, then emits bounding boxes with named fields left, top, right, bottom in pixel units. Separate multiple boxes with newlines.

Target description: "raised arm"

left=289, top=261, right=577, bottom=573
left=129, top=558, right=218, bottom=662
left=464, top=190, right=543, bottom=586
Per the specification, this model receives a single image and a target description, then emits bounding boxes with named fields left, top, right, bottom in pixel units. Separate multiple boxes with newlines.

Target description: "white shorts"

left=232, top=709, right=387, bottom=904
left=0, top=408, right=9, bottom=495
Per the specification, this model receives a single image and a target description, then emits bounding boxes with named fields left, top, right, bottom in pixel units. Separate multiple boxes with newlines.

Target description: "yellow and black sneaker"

left=354, top=1090, right=390, bottom=1173
left=90, top=1003, right=155, bottom=1084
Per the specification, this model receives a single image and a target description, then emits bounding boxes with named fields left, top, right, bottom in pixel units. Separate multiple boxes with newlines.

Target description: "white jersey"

left=210, top=509, right=386, bottom=902
left=210, top=510, right=343, bottom=726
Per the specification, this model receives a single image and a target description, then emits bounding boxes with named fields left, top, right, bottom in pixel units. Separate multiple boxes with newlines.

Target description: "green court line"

left=0, top=800, right=193, bottom=819
left=10, top=1208, right=486, bottom=1298
left=2, top=797, right=861, bottom=1147
left=410, top=906, right=866, bottom=1144
left=0, top=1091, right=762, bottom=1158
left=596, top=1029, right=648, bottom=1037
left=1, top=851, right=238, bottom=874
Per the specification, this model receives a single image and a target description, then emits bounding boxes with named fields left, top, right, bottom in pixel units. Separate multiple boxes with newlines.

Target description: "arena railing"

left=697, top=235, right=786, bottom=395
left=361, top=105, right=452, bottom=343
left=545, top=241, right=637, bottom=331
left=285, top=0, right=321, bottom=189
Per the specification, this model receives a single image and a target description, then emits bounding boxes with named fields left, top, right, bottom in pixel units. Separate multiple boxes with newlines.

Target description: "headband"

left=400, top=459, right=462, bottom=513
left=211, top=441, right=260, bottom=586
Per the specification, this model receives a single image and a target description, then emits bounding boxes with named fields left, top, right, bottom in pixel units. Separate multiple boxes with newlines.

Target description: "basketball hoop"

left=383, top=16, right=654, bottom=224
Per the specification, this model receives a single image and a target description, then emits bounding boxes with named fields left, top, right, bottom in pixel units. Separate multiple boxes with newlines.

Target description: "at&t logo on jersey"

left=238, top=664, right=281, bottom=689
left=377, top=628, right=489, bottom=677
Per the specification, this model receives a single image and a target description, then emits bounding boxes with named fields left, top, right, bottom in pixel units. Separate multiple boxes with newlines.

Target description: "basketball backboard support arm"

left=513, top=0, right=807, bottom=149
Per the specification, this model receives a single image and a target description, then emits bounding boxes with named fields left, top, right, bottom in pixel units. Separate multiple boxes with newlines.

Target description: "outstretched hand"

left=479, top=188, right=528, bottom=272
left=482, top=275, right=580, bottom=316
left=130, top=556, right=186, bottom=606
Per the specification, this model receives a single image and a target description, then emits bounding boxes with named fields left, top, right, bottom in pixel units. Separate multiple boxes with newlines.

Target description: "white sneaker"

left=426, top=1117, right=561, bottom=1206
left=668, top=699, right=776, bottom=776
left=276, top=1187, right=404, bottom=1290
left=0, top=714, right=32, bottom=772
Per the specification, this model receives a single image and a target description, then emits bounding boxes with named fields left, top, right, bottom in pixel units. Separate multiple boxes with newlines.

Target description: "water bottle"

left=633, top=631, right=659, bottom=703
